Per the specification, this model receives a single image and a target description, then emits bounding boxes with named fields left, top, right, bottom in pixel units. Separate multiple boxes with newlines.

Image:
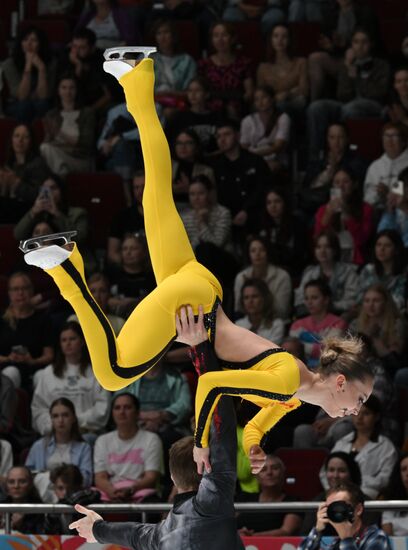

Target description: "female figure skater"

left=19, top=49, right=374, bottom=474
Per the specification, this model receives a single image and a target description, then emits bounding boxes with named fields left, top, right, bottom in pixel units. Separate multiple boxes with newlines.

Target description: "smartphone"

left=39, top=186, right=50, bottom=200
left=11, top=345, right=28, bottom=355
left=391, top=180, right=404, bottom=196
left=330, top=187, right=342, bottom=200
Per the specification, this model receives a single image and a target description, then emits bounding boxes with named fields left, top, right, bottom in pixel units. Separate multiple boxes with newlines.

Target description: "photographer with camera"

left=299, top=481, right=391, bottom=550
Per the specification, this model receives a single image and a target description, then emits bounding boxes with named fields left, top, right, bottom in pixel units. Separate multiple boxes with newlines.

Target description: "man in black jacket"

left=69, top=313, right=246, bottom=550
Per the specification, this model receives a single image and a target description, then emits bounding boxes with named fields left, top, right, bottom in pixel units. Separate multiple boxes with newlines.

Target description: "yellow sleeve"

left=242, top=398, right=302, bottom=456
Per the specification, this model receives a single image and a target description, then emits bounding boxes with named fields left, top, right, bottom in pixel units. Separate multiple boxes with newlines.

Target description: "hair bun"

left=320, top=348, right=339, bottom=366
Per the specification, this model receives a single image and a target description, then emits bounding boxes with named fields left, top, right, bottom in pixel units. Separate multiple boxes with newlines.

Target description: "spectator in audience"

left=31, top=321, right=110, bottom=439
left=236, top=454, right=302, bottom=536
left=300, top=452, right=362, bottom=535
left=234, top=236, right=292, bottom=321
left=223, top=1, right=286, bottom=35
left=308, top=0, right=379, bottom=101
left=58, top=28, right=112, bottom=112
left=307, top=28, right=390, bottom=161
left=386, top=68, right=408, bottom=133
left=378, top=167, right=408, bottom=247
left=290, top=279, right=347, bottom=368
left=107, top=171, right=145, bottom=265
left=198, top=22, right=253, bottom=119
left=0, top=271, right=54, bottom=390
left=94, top=393, right=163, bottom=502
left=257, top=24, right=308, bottom=117
left=2, top=26, right=56, bottom=123
left=381, top=453, right=408, bottom=536
left=151, top=18, right=196, bottom=115
left=165, top=76, right=220, bottom=154
left=304, top=123, right=368, bottom=189
left=314, top=168, right=373, bottom=265
left=171, top=128, right=215, bottom=211
left=364, top=123, right=408, bottom=209
left=107, top=233, right=156, bottom=319
left=357, top=230, right=406, bottom=310
left=210, top=120, right=269, bottom=238
left=26, top=397, right=92, bottom=502
left=37, top=0, right=75, bottom=14
left=40, top=74, right=96, bottom=177
left=299, top=482, right=391, bottom=550
left=75, top=0, right=140, bottom=49
left=349, top=284, right=406, bottom=378
left=69, top=273, right=125, bottom=335
left=0, top=124, right=50, bottom=222
left=257, top=186, right=309, bottom=277
left=0, top=466, right=44, bottom=533
left=240, top=86, right=291, bottom=173
left=288, top=0, right=332, bottom=23
left=320, top=395, right=398, bottom=499
left=294, top=230, right=358, bottom=317
left=236, top=278, right=285, bottom=345
left=0, top=438, right=13, bottom=490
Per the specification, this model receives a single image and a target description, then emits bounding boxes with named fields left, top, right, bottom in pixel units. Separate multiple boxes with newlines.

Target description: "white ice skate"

left=103, top=46, right=157, bottom=80
left=19, top=231, right=77, bottom=269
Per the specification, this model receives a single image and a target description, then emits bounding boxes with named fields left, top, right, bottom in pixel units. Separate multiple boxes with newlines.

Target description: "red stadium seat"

left=0, top=224, right=19, bottom=275
left=0, top=118, right=18, bottom=165
left=232, top=21, right=264, bottom=66
left=380, top=19, right=408, bottom=56
left=66, top=172, right=126, bottom=249
left=0, top=275, right=8, bottom=310
left=366, top=0, right=407, bottom=19
left=19, top=18, right=71, bottom=49
left=345, top=118, right=384, bottom=162
left=276, top=447, right=329, bottom=500
left=289, top=22, right=321, bottom=57
left=174, top=20, right=201, bottom=60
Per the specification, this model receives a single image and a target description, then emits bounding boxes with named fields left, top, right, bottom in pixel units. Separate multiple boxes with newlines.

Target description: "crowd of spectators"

left=1, top=0, right=408, bottom=539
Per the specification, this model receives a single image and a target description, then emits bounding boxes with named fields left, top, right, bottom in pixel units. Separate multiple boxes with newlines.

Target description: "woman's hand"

left=249, top=444, right=266, bottom=474
left=193, top=445, right=211, bottom=474
left=175, top=305, right=208, bottom=346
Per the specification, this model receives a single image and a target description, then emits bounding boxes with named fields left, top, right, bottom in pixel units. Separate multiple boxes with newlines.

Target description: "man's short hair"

left=216, top=119, right=240, bottom=133
left=327, top=481, right=365, bottom=507
left=72, top=28, right=97, bottom=47
left=169, top=436, right=201, bottom=490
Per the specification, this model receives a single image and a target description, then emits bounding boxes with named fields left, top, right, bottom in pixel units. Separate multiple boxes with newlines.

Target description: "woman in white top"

left=382, top=453, right=408, bottom=535
left=40, top=74, right=95, bottom=177
left=240, top=85, right=290, bottom=172
left=319, top=394, right=398, bottom=498
left=236, top=278, right=285, bottom=345
left=31, top=321, right=110, bottom=439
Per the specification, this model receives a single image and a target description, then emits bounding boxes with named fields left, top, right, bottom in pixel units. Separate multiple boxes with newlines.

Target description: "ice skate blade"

left=103, top=46, right=157, bottom=62
left=19, top=231, right=77, bottom=253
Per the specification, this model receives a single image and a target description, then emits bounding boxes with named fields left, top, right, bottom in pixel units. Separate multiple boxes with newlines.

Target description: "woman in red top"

left=314, top=168, right=373, bottom=265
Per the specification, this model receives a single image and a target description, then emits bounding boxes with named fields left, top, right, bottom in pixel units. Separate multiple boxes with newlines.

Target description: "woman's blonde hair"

left=318, top=334, right=373, bottom=382
left=3, top=272, right=34, bottom=330
left=356, top=284, right=400, bottom=348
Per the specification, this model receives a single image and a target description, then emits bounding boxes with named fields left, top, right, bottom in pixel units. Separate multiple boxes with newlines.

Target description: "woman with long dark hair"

left=2, top=26, right=56, bottom=123
left=382, top=453, right=408, bottom=535
left=314, top=168, right=373, bottom=265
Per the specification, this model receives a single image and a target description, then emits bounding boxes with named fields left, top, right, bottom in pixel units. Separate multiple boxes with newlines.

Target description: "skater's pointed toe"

left=24, top=245, right=72, bottom=270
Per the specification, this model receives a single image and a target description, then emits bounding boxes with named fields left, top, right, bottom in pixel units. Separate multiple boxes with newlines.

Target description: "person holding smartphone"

left=378, top=168, right=408, bottom=248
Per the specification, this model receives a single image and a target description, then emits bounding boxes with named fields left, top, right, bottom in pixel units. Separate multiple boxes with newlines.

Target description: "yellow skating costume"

left=36, top=58, right=302, bottom=454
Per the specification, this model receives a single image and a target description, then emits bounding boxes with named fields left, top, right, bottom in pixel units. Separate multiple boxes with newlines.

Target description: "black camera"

left=327, top=501, right=355, bottom=523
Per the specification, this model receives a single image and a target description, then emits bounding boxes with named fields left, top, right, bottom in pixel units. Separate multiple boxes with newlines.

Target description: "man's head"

left=326, top=481, right=365, bottom=529
left=70, top=28, right=97, bottom=60
left=169, top=436, right=201, bottom=492
left=215, top=120, right=240, bottom=155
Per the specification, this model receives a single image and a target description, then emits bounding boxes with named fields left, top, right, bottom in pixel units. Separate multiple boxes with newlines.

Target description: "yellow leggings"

left=44, top=59, right=222, bottom=391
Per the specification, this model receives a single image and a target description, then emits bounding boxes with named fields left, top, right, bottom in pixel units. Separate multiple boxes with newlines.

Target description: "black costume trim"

left=219, top=347, right=288, bottom=370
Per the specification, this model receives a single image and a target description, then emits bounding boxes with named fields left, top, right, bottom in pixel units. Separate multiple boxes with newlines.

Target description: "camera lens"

left=327, top=501, right=354, bottom=523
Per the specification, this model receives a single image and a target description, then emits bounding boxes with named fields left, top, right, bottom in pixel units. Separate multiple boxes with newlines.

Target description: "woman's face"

left=121, top=237, right=146, bottom=266
left=375, top=235, right=395, bottom=264
left=333, top=170, right=354, bottom=197
left=60, top=328, right=83, bottom=359
left=352, top=403, right=378, bottom=434
left=249, top=240, right=268, bottom=266
left=351, top=32, right=371, bottom=59
left=254, top=89, right=274, bottom=113
left=6, top=468, right=32, bottom=502
left=175, top=132, right=197, bottom=161
left=32, top=221, right=54, bottom=238
left=89, top=279, right=109, bottom=311
left=112, top=394, right=138, bottom=427
left=155, top=23, right=173, bottom=52
left=12, top=125, right=31, bottom=156
left=271, top=25, right=289, bottom=53
left=8, top=274, right=33, bottom=308
left=42, top=178, right=62, bottom=204
left=51, top=403, right=75, bottom=436
left=257, top=456, right=285, bottom=490
left=187, top=81, right=207, bottom=108
left=54, top=477, right=69, bottom=500
left=304, top=285, right=329, bottom=316
left=189, top=182, right=209, bottom=211
left=400, top=456, right=408, bottom=491
left=211, top=24, right=232, bottom=53
left=326, top=458, right=351, bottom=488
left=324, top=376, right=373, bottom=418
left=242, top=285, right=264, bottom=316
left=394, top=70, right=408, bottom=99
left=362, top=289, right=385, bottom=318
left=58, top=78, right=77, bottom=104
left=327, top=125, right=347, bottom=154
left=21, top=32, right=39, bottom=54
left=266, top=191, right=284, bottom=220
left=314, top=235, right=335, bottom=264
